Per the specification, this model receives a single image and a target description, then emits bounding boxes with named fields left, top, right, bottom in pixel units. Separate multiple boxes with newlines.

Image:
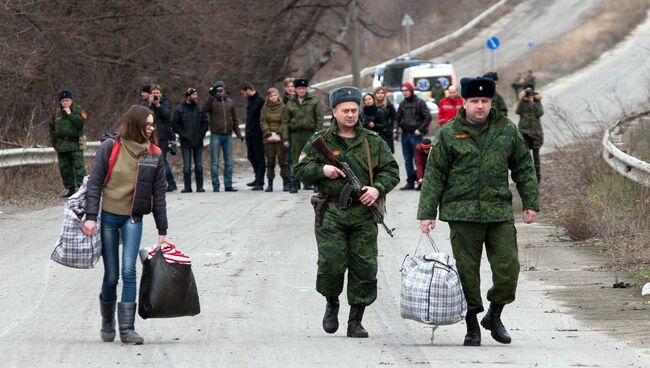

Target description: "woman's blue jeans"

left=100, top=211, right=143, bottom=303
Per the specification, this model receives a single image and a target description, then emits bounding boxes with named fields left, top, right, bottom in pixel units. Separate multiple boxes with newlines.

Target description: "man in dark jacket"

left=395, top=82, right=431, bottom=190
left=240, top=82, right=266, bottom=191
left=140, top=84, right=177, bottom=191
left=172, top=88, right=209, bottom=193
left=49, top=90, right=88, bottom=197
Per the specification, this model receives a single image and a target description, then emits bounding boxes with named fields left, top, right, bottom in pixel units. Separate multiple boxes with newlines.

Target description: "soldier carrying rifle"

left=294, top=87, right=399, bottom=338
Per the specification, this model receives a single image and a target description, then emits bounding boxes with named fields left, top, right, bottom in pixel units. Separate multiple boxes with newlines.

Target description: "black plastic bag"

left=138, top=247, right=200, bottom=319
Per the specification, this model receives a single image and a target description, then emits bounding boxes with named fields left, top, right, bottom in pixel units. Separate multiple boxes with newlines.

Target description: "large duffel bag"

left=400, top=234, right=466, bottom=326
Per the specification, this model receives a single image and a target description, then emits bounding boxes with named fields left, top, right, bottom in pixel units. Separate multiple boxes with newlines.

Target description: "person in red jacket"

left=437, top=85, right=464, bottom=126
left=414, top=138, right=432, bottom=190
left=415, top=138, right=431, bottom=190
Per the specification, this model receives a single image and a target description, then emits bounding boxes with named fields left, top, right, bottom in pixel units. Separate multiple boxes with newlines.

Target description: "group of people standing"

left=136, top=78, right=323, bottom=194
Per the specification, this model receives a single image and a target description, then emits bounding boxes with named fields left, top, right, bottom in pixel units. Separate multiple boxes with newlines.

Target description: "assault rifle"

left=312, top=137, right=395, bottom=237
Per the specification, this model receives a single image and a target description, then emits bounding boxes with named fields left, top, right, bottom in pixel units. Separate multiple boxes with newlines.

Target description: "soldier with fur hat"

left=418, top=76, right=539, bottom=347
left=49, top=89, right=88, bottom=197
left=282, top=78, right=323, bottom=193
left=294, top=87, right=399, bottom=338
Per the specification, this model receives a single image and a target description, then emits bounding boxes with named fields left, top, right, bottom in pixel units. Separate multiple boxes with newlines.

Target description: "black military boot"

left=480, top=303, right=511, bottom=344
left=463, top=311, right=481, bottom=346
left=289, top=180, right=299, bottom=194
left=282, top=177, right=291, bottom=192
left=265, top=178, right=273, bottom=192
left=322, top=297, right=340, bottom=334
left=99, top=295, right=116, bottom=342
left=346, top=305, right=369, bottom=338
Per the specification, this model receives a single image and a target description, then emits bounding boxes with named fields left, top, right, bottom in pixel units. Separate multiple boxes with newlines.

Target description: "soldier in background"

left=483, top=72, right=508, bottom=116
left=294, top=86, right=399, bottom=338
left=49, top=90, right=88, bottom=197
left=282, top=78, right=323, bottom=193
left=516, top=86, right=544, bottom=183
left=418, top=77, right=539, bottom=347
left=430, top=79, right=446, bottom=104
left=524, top=70, right=536, bottom=89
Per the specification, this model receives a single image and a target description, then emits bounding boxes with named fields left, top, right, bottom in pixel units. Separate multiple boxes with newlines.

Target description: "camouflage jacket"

left=515, top=97, right=544, bottom=148
left=493, top=92, right=508, bottom=117
left=293, top=122, right=399, bottom=199
left=281, top=94, right=323, bottom=140
left=417, top=108, right=539, bottom=223
left=48, top=104, right=87, bottom=152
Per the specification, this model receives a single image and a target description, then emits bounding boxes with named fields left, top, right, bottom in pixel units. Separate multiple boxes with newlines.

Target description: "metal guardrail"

left=0, top=117, right=332, bottom=168
left=602, top=114, right=650, bottom=187
left=310, top=0, right=510, bottom=91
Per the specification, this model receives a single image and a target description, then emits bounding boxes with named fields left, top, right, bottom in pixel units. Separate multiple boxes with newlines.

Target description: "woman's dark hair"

left=117, top=105, right=155, bottom=144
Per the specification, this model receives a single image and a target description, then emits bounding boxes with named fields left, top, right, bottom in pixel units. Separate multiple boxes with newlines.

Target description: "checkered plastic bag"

left=51, top=176, right=102, bottom=269
left=400, top=233, right=466, bottom=326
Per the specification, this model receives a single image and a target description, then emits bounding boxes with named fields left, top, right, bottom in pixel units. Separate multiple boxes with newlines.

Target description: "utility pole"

left=350, top=0, right=360, bottom=88
left=402, top=14, right=414, bottom=56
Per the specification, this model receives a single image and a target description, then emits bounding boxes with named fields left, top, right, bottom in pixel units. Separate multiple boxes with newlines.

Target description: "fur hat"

left=57, top=90, right=73, bottom=101
left=293, top=78, right=309, bottom=88
left=460, top=77, right=495, bottom=99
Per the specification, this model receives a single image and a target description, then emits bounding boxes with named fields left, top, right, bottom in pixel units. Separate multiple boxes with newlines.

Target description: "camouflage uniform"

left=492, top=92, right=508, bottom=117
left=516, top=94, right=544, bottom=183
left=48, top=104, right=87, bottom=190
left=417, top=108, right=539, bottom=313
left=282, top=93, right=323, bottom=187
left=294, top=123, right=399, bottom=306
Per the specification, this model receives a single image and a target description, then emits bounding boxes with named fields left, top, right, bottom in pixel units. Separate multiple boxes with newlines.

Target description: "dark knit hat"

left=184, top=87, right=198, bottom=97
left=294, top=78, right=309, bottom=88
left=460, top=77, right=495, bottom=99
left=57, top=90, right=73, bottom=101
left=482, top=71, right=499, bottom=81
left=141, top=85, right=151, bottom=94
left=329, top=86, right=362, bottom=108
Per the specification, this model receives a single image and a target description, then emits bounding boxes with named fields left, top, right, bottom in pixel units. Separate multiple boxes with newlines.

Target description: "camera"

left=153, top=95, right=159, bottom=101
left=168, top=141, right=178, bottom=155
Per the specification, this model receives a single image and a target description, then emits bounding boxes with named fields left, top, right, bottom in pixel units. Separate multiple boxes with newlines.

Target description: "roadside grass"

left=541, top=105, right=650, bottom=270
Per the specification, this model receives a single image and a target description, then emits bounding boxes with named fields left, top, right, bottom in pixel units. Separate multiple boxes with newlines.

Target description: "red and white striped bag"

left=141, top=242, right=191, bottom=265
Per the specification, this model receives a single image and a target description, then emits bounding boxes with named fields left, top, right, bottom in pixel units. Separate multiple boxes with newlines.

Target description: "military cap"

left=57, top=90, right=73, bottom=101
left=184, top=87, right=198, bottom=97
left=329, top=86, right=362, bottom=108
left=482, top=71, right=499, bottom=81
left=293, top=78, right=309, bottom=88
left=141, top=85, right=151, bottom=94
left=460, top=77, right=495, bottom=99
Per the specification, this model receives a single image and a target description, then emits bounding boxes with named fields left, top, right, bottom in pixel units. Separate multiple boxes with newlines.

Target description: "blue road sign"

left=486, top=36, right=501, bottom=50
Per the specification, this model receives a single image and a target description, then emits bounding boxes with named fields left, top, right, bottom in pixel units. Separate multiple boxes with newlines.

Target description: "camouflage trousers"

left=315, top=202, right=378, bottom=306
left=448, top=221, right=519, bottom=314
left=56, top=150, right=86, bottom=189
left=289, top=130, right=315, bottom=183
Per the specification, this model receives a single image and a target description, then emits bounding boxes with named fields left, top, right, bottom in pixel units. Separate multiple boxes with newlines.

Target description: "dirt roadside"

left=513, top=189, right=650, bottom=352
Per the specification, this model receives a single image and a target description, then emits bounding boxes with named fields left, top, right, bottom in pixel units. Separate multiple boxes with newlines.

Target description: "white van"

left=402, top=63, right=457, bottom=99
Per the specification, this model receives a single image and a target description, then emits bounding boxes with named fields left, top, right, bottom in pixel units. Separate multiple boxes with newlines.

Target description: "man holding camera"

left=204, top=81, right=243, bottom=192
left=516, top=86, right=544, bottom=183
left=140, top=84, right=177, bottom=191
